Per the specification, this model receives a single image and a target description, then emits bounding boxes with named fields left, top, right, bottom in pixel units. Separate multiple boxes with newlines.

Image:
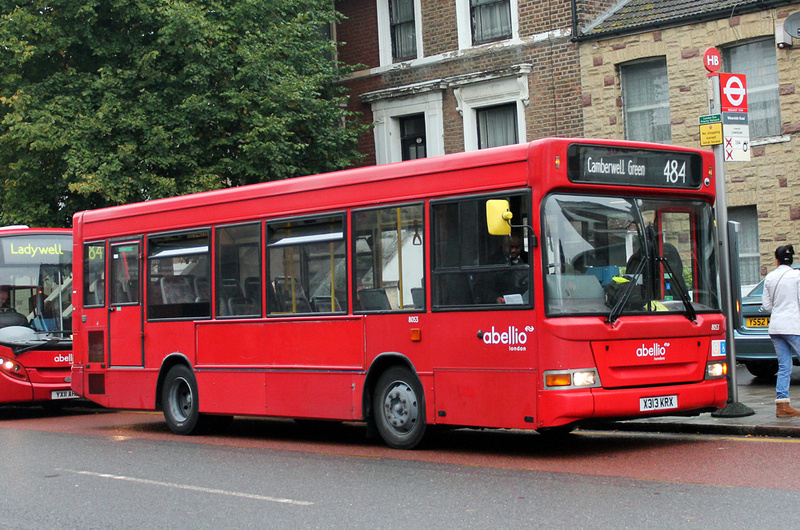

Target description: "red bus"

left=0, top=226, right=75, bottom=405
left=71, top=138, right=727, bottom=448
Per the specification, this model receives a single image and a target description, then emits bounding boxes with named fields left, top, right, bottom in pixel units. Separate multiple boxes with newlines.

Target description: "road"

left=1, top=404, right=799, bottom=528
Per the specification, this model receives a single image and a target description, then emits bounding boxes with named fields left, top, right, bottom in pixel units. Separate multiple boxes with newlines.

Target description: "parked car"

left=734, top=266, right=800, bottom=378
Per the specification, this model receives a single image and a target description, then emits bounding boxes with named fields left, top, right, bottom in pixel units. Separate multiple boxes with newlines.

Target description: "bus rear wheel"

left=373, top=366, right=426, bottom=449
left=163, top=364, right=201, bottom=435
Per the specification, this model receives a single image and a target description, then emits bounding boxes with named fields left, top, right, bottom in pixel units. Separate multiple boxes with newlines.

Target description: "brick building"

left=577, top=0, right=800, bottom=284
left=334, top=0, right=800, bottom=283
left=335, top=0, right=615, bottom=165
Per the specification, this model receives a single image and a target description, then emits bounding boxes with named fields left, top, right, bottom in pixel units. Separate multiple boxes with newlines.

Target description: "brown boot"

left=776, top=399, right=800, bottom=418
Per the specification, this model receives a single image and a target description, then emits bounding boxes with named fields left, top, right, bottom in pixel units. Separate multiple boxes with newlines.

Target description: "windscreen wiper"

left=657, top=255, right=697, bottom=322
left=606, top=257, right=646, bottom=324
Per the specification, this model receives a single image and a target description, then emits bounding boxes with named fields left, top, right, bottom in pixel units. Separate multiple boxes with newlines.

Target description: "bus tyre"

left=162, top=364, right=201, bottom=435
left=373, top=366, right=426, bottom=449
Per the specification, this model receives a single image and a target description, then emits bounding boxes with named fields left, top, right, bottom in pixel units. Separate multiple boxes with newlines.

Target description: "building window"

left=456, top=0, right=518, bottom=50
left=400, top=114, right=426, bottom=160
left=452, top=67, right=530, bottom=152
left=620, top=58, right=671, bottom=143
left=477, top=103, right=518, bottom=149
left=471, top=0, right=511, bottom=45
left=364, top=87, right=444, bottom=164
left=728, top=206, right=760, bottom=286
left=723, top=40, right=780, bottom=139
left=377, top=0, right=422, bottom=66
left=390, top=0, right=416, bottom=61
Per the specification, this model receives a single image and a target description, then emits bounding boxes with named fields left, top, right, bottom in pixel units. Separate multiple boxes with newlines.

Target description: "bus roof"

left=74, top=138, right=713, bottom=237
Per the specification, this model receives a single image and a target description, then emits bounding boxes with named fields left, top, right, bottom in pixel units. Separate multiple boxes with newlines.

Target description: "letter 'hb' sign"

left=719, top=73, right=748, bottom=113
left=703, top=47, right=721, bottom=73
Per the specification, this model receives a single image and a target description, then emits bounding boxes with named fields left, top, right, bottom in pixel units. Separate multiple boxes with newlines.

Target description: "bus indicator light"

left=410, top=328, right=421, bottom=342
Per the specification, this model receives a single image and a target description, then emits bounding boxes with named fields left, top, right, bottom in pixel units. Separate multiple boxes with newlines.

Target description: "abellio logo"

left=636, top=342, right=669, bottom=361
left=482, top=326, right=528, bottom=351
left=54, top=353, right=73, bottom=364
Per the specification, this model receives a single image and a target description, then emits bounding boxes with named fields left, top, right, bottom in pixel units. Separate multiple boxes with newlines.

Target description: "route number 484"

left=664, top=159, right=686, bottom=184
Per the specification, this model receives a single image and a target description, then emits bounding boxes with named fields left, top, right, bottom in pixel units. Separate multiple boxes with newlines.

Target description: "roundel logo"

left=720, top=73, right=747, bottom=112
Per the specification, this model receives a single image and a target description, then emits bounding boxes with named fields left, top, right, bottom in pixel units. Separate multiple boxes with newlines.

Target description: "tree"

left=0, top=0, right=365, bottom=227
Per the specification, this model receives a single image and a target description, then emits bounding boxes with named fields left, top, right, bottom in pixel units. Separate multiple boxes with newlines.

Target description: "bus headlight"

left=0, top=357, right=28, bottom=380
left=544, top=369, right=601, bottom=389
left=706, top=362, right=727, bottom=379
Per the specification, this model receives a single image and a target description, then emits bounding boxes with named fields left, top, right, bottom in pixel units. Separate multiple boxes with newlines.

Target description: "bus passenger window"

left=147, top=231, right=210, bottom=320
left=431, top=194, right=531, bottom=309
left=216, top=223, right=262, bottom=318
left=267, top=215, right=346, bottom=315
left=84, top=242, right=106, bottom=307
left=353, top=204, right=424, bottom=312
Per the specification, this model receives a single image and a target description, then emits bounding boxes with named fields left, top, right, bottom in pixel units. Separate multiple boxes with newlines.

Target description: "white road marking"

left=58, top=469, right=313, bottom=506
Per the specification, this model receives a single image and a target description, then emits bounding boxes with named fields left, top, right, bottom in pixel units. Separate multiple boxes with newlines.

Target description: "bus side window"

left=431, top=194, right=530, bottom=309
left=147, top=231, right=211, bottom=320
left=267, top=215, right=346, bottom=315
left=352, top=203, right=424, bottom=312
left=216, top=223, right=262, bottom=318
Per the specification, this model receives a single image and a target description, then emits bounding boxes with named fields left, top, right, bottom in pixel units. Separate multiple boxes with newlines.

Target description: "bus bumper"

left=0, top=374, right=33, bottom=403
left=538, top=378, right=728, bottom=428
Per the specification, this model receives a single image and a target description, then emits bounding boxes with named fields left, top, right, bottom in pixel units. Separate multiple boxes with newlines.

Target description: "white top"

left=762, top=264, right=800, bottom=335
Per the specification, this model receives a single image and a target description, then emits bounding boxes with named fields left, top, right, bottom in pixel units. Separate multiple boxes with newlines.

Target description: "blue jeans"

left=770, top=334, right=800, bottom=400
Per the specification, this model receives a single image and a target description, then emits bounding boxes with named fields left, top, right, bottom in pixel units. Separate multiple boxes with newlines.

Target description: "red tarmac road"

left=3, top=407, right=799, bottom=492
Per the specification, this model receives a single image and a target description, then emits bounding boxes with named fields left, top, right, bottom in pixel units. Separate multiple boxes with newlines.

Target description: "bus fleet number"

left=663, top=160, right=686, bottom=185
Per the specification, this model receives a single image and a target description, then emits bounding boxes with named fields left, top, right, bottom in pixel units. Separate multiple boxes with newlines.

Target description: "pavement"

left=596, top=364, right=800, bottom=438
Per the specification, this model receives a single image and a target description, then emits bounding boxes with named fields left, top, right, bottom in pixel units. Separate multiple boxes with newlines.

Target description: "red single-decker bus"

left=71, top=138, right=727, bottom=448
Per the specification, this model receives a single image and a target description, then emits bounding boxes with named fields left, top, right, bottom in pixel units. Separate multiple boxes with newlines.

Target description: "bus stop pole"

left=709, top=73, right=754, bottom=417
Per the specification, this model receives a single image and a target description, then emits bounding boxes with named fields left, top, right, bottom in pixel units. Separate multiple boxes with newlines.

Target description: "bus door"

left=108, top=241, right=143, bottom=367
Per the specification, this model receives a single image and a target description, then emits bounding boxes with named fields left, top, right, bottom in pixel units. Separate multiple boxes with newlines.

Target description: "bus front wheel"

left=373, top=366, right=426, bottom=449
left=162, top=364, right=201, bottom=435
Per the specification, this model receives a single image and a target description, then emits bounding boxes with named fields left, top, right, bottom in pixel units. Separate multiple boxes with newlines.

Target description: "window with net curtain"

left=620, top=58, right=672, bottom=143
left=723, top=39, right=780, bottom=139
left=390, top=0, right=416, bottom=61
left=477, top=103, right=518, bottom=149
left=471, top=0, right=511, bottom=44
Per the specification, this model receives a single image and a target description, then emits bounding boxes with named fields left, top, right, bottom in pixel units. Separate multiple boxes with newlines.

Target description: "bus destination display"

left=567, top=144, right=702, bottom=189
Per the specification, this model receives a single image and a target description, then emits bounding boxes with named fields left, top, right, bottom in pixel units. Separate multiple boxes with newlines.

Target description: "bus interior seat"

left=311, top=295, right=341, bottom=312
left=545, top=274, right=607, bottom=313
left=160, top=276, right=196, bottom=304
left=0, top=310, right=28, bottom=329
left=358, top=288, right=392, bottom=310
left=411, top=287, right=424, bottom=309
left=244, top=277, right=261, bottom=301
left=585, top=266, right=620, bottom=286
left=194, top=277, right=210, bottom=302
left=112, top=280, right=129, bottom=303
left=228, top=297, right=259, bottom=316
left=126, top=279, right=139, bottom=303
left=266, top=283, right=281, bottom=313
left=89, top=279, right=105, bottom=306
left=436, top=273, right=474, bottom=306
left=273, top=276, right=313, bottom=313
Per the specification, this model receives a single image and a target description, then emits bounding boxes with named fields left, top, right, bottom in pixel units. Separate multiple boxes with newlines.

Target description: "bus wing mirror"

left=486, top=200, right=513, bottom=235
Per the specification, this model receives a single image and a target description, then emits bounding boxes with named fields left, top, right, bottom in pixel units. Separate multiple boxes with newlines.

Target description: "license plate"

left=51, top=390, right=78, bottom=400
left=746, top=316, right=769, bottom=328
left=639, top=395, right=677, bottom=412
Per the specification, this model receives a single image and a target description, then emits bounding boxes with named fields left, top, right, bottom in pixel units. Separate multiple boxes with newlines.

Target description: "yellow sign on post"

left=700, top=122, right=722, bottom=146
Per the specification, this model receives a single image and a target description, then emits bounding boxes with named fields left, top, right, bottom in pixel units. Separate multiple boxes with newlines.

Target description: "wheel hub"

left=383, top=382, right=418, bottom=433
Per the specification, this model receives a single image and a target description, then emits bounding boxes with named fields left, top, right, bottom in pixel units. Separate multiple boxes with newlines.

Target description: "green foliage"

left=0, top=0, right=365, bottom=227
